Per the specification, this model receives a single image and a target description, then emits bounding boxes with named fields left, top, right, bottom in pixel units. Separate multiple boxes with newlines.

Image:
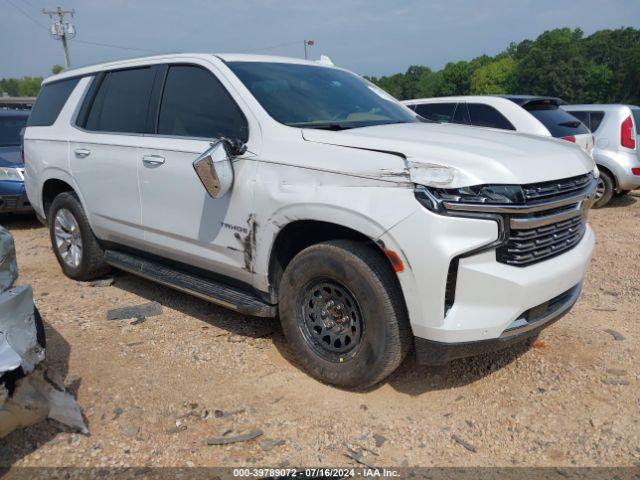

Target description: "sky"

left=2, top=0, right=640, bottom=79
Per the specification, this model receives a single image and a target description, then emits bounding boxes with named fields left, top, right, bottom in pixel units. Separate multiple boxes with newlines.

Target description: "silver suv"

left=562, top=104, right=639, bottom=207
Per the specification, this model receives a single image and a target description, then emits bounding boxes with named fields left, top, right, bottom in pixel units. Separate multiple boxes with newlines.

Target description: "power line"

left=70, top=38, right=157, bottom=53
left=21, top=0, right=40, bottom=12
left=5, top=0, right=48, bottom=30
left=7, top=0, right=312, bottom=59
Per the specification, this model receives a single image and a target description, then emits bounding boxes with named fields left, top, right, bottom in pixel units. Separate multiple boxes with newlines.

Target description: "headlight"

left=0, top=167, right=24, bottom=181
left=409, top=163, right=457, bottom=187
left=415, top=184, right=524, bottom=213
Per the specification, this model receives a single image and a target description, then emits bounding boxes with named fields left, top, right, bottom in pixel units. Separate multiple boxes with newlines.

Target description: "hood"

left=302, top=122, right=595, bottom=188
left=0, top=146, right=23, bottom=168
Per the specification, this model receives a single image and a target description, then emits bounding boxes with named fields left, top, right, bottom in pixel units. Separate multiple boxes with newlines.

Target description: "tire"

left=48, top=192, right=110, bottom=281
left=278, top=240, right=411, bottom=389
left=593, top=171, right=614, bottom=208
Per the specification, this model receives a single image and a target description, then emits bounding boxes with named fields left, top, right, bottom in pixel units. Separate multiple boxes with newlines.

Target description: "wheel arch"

left=263, top=214, right=408, bottom=313
left=595, top=163, right=618, bottom=191
left=39, top=169, right=87, bottom=220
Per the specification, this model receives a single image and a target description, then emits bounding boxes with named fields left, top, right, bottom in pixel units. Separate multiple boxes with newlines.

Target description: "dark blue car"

left=0, top=110, right=31, bottom=213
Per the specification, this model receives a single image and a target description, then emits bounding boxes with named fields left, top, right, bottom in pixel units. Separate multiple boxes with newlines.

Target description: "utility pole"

left=42, top=6, right=76, bottom=69
left=303, top=39, right=315, bottom=60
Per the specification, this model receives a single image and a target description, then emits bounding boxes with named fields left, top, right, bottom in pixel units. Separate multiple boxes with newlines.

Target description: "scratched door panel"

left=136, top=135, right=257, bottom=285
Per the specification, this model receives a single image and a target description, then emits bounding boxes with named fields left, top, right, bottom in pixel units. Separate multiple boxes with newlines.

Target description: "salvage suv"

left=23, top=54, right=597, bottom=388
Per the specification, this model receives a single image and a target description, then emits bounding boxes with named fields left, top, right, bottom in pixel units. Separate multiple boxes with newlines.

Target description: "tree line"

left=367, top=27, right=640, bottom=104
left=0, top=65, right=63, bottom=97
left=2, top=28, right=639, bottom=105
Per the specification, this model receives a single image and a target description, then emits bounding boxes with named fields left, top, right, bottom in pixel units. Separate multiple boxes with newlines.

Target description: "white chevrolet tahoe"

left=23, top=54, right=597, bottom=388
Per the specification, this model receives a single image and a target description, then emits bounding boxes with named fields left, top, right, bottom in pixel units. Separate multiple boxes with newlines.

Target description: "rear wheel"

left=48, top=192, right=110, bottom=280
left=593, top=171, right=614, bottom=208
left=278, top=240, right=411, bottom=389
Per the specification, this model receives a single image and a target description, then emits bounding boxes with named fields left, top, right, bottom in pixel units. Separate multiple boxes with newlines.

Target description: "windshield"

left=524, top=103, right=589, bottom=137
left=227, top=62, right=418, bottom=129
left=632, top=108, right=640, bottom=134
left=0, top=114, right=28, bottom=147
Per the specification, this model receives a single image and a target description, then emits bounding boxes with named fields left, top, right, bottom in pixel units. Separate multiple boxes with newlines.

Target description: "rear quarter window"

left=568, top=110, right=605, bottom=132
left=525, top=103, right=589, bottom=138
left=27, top=77, right=80, bottom=127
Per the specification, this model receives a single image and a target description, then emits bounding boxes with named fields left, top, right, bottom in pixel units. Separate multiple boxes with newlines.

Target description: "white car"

left=562, top=104, right=640, bottom=206
left=24, top=54, right=597, bottom=388
left=403, top=95, right=594, bottom=155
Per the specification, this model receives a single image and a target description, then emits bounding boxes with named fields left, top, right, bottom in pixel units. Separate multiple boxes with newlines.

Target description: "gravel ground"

left=1, top=192, right=639, bottom=468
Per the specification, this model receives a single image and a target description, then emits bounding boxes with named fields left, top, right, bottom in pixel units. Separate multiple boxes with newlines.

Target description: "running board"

left=104, top=250, right=276, bottom=317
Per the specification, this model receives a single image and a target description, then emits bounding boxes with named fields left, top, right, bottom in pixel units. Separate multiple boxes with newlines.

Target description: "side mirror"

left=192, top=141, right=234, bottom=198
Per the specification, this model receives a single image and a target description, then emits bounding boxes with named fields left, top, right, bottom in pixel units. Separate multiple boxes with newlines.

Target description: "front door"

left=136, top=64, right=256, bottom=283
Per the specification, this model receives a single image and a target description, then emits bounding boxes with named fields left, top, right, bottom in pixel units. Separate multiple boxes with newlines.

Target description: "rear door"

left=69, top=66, right=158, bottom=246
left=135, top=63, right=256, bottom=282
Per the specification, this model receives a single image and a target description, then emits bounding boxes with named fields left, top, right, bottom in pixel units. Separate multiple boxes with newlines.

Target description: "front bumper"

left=415, top=283, right=581, bottom=364
left=0, top=181, right=32, bottom=213
left=380, top=177, right=595, bottom=350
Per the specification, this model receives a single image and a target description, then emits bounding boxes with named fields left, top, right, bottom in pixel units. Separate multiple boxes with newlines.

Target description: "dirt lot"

left=1, top=193, right=639, bottom=469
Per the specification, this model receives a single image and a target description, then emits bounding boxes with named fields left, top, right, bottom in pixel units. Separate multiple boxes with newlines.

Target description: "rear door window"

left=524, top=103, right=589, bottom=138
left=467, top=103, right=515, bottom=130
left=157, top=65, right=248, bottom=141
left=84, top=67, right=155, bottom=134
left=27, top=77, right=80, bottom=127
left=414, top=103, right=456, bottom=123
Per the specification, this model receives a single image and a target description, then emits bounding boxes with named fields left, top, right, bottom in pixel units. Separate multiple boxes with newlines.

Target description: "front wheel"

left=278, top=240, right=411, bottom=389
left=48, top=192, right=110, bottom=281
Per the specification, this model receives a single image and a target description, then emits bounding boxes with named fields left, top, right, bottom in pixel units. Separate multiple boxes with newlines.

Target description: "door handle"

left=74, top=148, right=91, bottom=158
left=142, top=154, right=165, bottom=166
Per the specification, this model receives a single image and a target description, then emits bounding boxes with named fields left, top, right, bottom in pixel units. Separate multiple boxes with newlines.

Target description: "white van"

left=24, top=54, right=597, bottom=388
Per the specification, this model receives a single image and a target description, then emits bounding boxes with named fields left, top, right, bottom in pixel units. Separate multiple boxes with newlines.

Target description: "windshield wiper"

left=289, top=122, right=356, bottom=131
left=290, top=120, right=415, bottom=131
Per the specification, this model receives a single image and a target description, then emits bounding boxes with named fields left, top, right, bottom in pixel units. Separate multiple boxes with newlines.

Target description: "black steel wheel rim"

left=298, top=279, right=364, bottom=361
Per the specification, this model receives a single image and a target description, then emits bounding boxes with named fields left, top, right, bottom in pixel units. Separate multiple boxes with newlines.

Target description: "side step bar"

left=104, top=250, right=277, bottom=317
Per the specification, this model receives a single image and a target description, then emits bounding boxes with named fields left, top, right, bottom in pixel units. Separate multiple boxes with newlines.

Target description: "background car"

left=403, top=95, right=594, bottom=155
left=562, top=104, right=639, bottom=206
left=0, top=109, right=31, bottom=214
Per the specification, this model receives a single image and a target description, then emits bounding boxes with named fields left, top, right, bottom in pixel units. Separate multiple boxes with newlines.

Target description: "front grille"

left=497, top=215, right=586, bottom=266
left=522, top=174, right=592, bottom=202
left=497, top=173, right=593, bottom=267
